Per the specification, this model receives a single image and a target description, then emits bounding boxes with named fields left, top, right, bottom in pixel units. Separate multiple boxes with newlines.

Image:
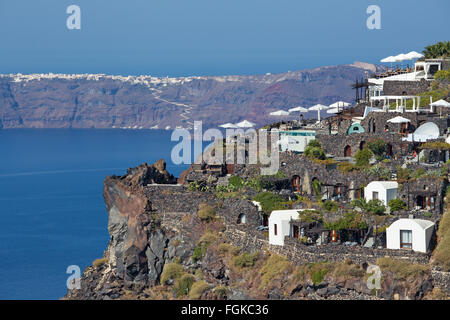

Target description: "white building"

left=364, top=181, right=398, bottom=206
left=386, top=218, right=435, bottom=253
left=277, top=130, right=316, bottom=153
left=269, top=209, right=303, bottom=246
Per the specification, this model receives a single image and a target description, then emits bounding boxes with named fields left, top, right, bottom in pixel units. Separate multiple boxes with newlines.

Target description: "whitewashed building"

left=269, top=210, right=302, bottom=246
left=364, top=181, right=398, bottom=206
left=386, top=218, right=435, bottom=253
left=277, top=130, right=316, bottom=153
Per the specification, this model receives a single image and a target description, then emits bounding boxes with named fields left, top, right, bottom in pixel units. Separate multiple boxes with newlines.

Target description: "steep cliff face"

left=65, top=160, right=444, bottom=300
left=1, top=63, right=380, bottom=130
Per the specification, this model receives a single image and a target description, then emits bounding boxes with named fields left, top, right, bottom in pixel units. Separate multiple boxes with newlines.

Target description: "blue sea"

left=0, top=129, right=198, bottom=300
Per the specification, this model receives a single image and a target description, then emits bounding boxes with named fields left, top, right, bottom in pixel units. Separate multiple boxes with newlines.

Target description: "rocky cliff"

left=1, top=63, right=380, bottom=130
left=65, top=160, right=447, bottom=300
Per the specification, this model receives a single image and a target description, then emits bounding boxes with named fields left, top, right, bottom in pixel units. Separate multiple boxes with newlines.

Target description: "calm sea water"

left=0, top=129, right=197, bottom=300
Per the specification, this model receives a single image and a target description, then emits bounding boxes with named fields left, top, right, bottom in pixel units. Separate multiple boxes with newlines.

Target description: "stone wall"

left=317, top=132, right=404, bottom=158
left=399, top=177, right=447, bottom=214
left=383, top=79, right=431, bottom=96
left=431, top=269, right=450, bottom=295
left=146, top=184, right=262, bottom=230
left=279, top=154, right=373, bottom=200
left=224, top=227, right=431, bottom=265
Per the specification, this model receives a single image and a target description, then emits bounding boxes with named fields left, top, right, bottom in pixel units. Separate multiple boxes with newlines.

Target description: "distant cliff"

left=0, top=62, right=379, bottom=130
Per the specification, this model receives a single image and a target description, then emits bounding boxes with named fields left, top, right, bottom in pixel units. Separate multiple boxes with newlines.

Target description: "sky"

left=0, top=0, right=448, bottom=77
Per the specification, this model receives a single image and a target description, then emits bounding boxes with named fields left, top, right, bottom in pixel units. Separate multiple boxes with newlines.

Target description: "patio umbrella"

left=381, top=56, right=396, bottom=63
left=288, top=106, right=309, bottom=122
left=235, top=120, right=256, bottom=128
left=329, top=101, right=350, bottom=112
left=387, top=116, right=411, bottom=123
left=430, top=99, right=450, bottom=116
left=380, top=56, right=397, bottom=70
left=405, top=51, right=424, bottom=63
left=288, top=106, right=308, bottom=113
left=326, top=107, right=341, bottom=114
left=309, top=104, right=329, bottom=122
left=430, top=99, right=450, bottom=108
left=388, top=116, right=411, bottom=133
left=219, top=123, right=238, bottom=129
left=269, top=110, right=290, bottom=116
left=393, top=53, right=409, bottom=62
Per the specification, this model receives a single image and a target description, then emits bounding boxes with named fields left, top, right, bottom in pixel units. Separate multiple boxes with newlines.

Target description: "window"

left=274, top=224, right=277, bottom=236
left=372, top=191, right=379, bottom=200
left=400, top=230, right=412, bottom=249
left=237, top=213, right=246, bottom=224
left=334, top=185, right=345, bottom=197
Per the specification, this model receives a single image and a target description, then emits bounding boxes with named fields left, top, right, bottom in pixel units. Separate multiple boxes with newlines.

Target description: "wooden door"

left=344, top=145, right=352, bottom=157
left=293, top=225, right=299, bottom=238
left=293, top=175, right=301, bottom=192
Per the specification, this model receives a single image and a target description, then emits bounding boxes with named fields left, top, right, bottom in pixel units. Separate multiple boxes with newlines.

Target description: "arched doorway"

left=237, top=213, right=246, bottom=224
left=359, top=141, right=366, bottom=150
left=344, top=145, right=352, bottom=157
left=292, top=175, right=301, bottom=192
left=368, top=118, right=376, bottom=133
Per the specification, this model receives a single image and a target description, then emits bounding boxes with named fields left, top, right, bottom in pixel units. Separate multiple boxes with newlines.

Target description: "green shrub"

left=192, top=246, right=206, bottom=262
left=324, top=211, right=368, bottom=230
left=355, top=148, right=373, bottom=167
left=304, top=146, right=326, bottom=160
left=333, top=261, right=365, bottom=279
left=411, top=168, right=426, bottom=179
left=367, top=138, right=386, bottom=157
left=304, top=140, right=326, bottom=160
left=434, top=69, right=450, bottom=81
left=189, top=281, right=210, bottom=299
left=312, top=179, right=322, bottom=198
left=230, top=246, right=242, bottom=256
left=232, top=251, right=259, bottom=268
left=229, top=175, right=244, bottom=189
left=322, top=200, right=339, bottom=212
left=377, top=257, right=429, bottom=280
left=93, top=257, right=107, bottom=269
left=306, top=139, right=321, bottom=148
left=337, top=161, right=358, bottom=173
left=388, top=199, right=406, bottom=212
left=253, top=192, right=285, bottom=214
left=298, top=209, right=322, bottom=223
left=351, top=198, right=367, bottom=210
left=199, top=230, right=218, bottom=246
left=433, top=207, right=450, bottom=271
left=260, top=255, right=291, bottom=288
left=309, top=262, right=329, bottom=285
left=397, top=166, right=410, bottom=182
left=366, top=199, right=386, bottom=215
left=197, top=203, right=216, bottom=221
left=213, top=285, right=228, bottom=298
left=217, top=243, right=231, bottom=255
left=174, top=274, right=195, bottom=297
left=161, top=262, right=184, bottom=284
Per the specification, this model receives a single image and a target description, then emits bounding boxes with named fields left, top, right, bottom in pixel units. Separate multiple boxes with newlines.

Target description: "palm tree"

left=423, top=41, right=450, bottom=59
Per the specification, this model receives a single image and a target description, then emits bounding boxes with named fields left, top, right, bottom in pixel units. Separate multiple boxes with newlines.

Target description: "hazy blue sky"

left=0, top=0, right=448, bottom=76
